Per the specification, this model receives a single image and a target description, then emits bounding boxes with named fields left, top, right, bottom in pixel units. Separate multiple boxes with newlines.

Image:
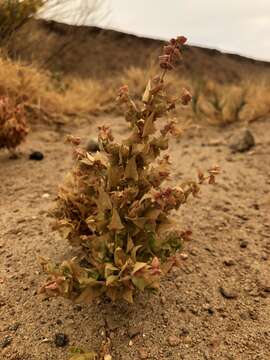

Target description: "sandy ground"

left=0, top=117, right=270, bottom=360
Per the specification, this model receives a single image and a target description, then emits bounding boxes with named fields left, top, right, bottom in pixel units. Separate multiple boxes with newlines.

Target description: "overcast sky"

left=45, top=0, right=270, bottom=61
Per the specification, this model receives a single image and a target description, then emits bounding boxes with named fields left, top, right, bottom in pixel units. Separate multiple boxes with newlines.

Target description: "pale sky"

left=44, top=0, right=270, bottom=61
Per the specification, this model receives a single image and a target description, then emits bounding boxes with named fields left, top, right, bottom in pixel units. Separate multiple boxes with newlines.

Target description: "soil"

left=0, top=117, right=270, bottom=360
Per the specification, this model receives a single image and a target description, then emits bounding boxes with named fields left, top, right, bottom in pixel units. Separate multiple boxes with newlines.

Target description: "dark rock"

left=54, top=333, right=69, bottom=347
left=229, top=129, right=255, bottom=153
left=240, top=240, right=248, bottom=248
left=86, top=138, right=99, bottom=152
left=219, top=285, right=238, bottom=299
left=0, top=336, right=12, bottom=348
left=29, top=151, right=44, bottom=161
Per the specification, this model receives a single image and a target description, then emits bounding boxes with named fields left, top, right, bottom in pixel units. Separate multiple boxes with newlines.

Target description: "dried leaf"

left=124, top=156, right=138, bottom=181
left=142, top=113, right=156, bottom=137
left=107, top=208, right=124, bottom=231
left=142, top=80, right=152, bottom=103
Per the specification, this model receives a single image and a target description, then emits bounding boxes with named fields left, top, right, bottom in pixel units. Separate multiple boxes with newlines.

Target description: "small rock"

left=54, top=333, right=69, bottom=347
left=29, top=151, right=44, bottom=161
left=168, top=335, right=180, bottom=347
left=138, top=347, right=148, bottom=359
left=86, top=138, right=99, bottom=152
left=42, top=193, right=50, bottom=199
left=223, top=258, right=236, bottom=266
left=128, top=325, right=141, bottom=338
left=0, top=336, right=12, bottom=348
left=219, top=285, right=238, bottom=299
left=240, top=240, right=248, bottom=248
left=229, top=129, right=255, bottom=153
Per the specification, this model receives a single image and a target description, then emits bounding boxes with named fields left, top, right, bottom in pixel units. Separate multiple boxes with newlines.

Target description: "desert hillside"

left=10, top=19, right=270, bottom=82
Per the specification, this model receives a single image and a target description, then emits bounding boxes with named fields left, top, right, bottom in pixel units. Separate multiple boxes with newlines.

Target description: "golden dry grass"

left=0, top=49, right=269, bottom=126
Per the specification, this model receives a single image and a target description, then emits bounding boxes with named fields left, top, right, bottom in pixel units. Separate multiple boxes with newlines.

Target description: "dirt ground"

left=0, top=117, right=270, bottom=360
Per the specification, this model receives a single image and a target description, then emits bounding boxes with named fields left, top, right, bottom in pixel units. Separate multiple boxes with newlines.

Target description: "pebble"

left=240, top=240, right=248, bottom=248
left=29, top=151, right=44, bottom=161
left=219, top=285, right=238, bottom=299
left=223, top=258, right=236, bottom=266
left=229, top=129, right=255, bottom=153
left=54, top=333, right=69, bottom=347
left=168, top=335, right=180, bottom=347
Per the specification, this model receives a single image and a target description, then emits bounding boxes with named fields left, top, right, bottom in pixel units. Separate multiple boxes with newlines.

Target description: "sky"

left=43, top=0, right=270, bottom=61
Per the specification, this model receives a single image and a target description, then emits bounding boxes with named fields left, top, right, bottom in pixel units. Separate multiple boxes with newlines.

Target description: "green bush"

left=40, top=37, right=219, bottom=303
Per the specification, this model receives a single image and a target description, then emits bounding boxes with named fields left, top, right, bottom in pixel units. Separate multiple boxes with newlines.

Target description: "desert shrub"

left=0, top=96, right=28, bottom=151
left=191, top=79, right=247, bottom=125
left=0, top=0, right=45, bottom=44
left=40, top=36, right=219, bottom=303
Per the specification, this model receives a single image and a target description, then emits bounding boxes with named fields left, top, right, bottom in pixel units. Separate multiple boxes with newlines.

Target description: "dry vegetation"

left=1, top=51, right=269, bottom=129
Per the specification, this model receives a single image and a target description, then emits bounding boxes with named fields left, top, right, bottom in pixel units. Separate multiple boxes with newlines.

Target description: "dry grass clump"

left=40, top=36, right=219, bottom=304
left=191, top=77, right=270, bottom=125
left=0, top=54, right=115, bottom=122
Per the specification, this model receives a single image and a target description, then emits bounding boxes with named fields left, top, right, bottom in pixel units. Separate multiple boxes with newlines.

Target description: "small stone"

left=229, top=129, right=255, bottom=153
left=54, top=333, right=69, bottom=347
left=240, top=240, right=248, bottom=248
left=168, top=335, right=180, bottom=347
left=0, top=336, right=12, bottom=348
left=179, top=253, right=188, bottom=260
left=29, top=151, right=44, bottom=161
left=128, top=325, right=141, bottom=338
left=138, top=347, right=148, bottom=359
left=219, top=285, right=238, bottom=299
left=86, top=138, right=99, bottom=152
left=42, top=193, right=50, bottom=199
left=223, top=258, right=236, bottom=266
